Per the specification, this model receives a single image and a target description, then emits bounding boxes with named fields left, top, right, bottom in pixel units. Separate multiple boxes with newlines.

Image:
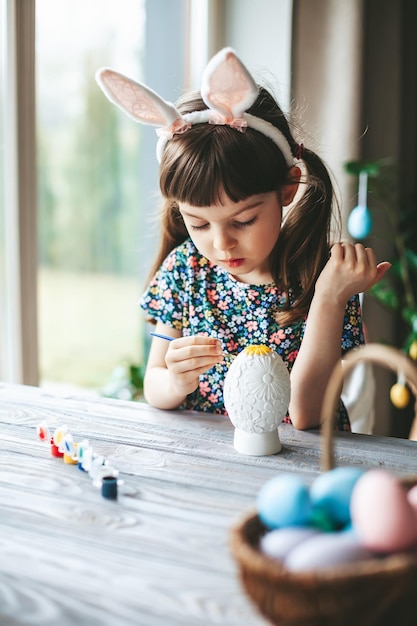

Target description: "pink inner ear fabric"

left=203, top=53, right=257, bottom=120
left=110, top=76, right=168, bottom=125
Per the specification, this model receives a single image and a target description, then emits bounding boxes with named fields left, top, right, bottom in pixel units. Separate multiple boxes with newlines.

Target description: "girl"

left=97, top=48, right=390, bottom=430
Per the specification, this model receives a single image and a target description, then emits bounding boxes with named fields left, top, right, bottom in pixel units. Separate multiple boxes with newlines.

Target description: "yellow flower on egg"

left=244, top=345, right=272, bottom=357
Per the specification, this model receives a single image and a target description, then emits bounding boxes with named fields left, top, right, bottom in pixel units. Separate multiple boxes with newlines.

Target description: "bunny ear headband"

left=95, top=47, right=296, bottom=167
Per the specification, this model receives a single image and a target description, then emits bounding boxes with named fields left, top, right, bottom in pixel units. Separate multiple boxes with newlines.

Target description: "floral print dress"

left=140, top=239, right=365, bottom=431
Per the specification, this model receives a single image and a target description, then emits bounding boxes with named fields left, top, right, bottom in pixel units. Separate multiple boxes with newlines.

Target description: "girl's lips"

left=225, top=258, right=244, bottom=268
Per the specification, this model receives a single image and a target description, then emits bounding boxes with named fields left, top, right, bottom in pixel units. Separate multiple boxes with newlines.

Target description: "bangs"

left=159, top=124, right=289, bottom=207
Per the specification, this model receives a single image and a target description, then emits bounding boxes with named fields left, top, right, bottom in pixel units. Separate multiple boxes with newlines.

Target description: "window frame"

left=0, top=0, right=38, bottom=385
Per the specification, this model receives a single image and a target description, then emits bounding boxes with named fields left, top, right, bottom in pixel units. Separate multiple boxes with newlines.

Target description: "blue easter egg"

left=310, top=467, right=365, bottom=527
left=257, top=474, right=311, bottom=529
left=347, top=205, right=373, bottom=240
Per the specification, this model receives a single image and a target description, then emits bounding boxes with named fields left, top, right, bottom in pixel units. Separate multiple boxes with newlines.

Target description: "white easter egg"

left=223, top=345, right=291, bottom=456
left=260, top=527, right=320, bottom=561
left=285, top=530, right=372, bottom=572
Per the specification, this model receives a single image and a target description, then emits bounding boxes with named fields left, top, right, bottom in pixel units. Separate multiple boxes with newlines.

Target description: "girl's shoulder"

left=163, top=238, right=199, bottom=263
left=175, top=238, right=199, bottom=257
left=162, top=239, right=213, bottom=273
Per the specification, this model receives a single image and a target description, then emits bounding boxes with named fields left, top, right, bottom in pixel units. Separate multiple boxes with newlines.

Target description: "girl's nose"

left=212, top=228, right=236, bottom=251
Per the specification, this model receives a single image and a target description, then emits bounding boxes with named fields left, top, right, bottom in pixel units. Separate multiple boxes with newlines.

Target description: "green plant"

left=101, top=362, right=145, bottom=401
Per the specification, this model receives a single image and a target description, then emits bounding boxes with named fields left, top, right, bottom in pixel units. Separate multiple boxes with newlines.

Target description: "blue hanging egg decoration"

left=347, top=170, right=372, bottom=240
left=347, top=204, right=373, bottom=239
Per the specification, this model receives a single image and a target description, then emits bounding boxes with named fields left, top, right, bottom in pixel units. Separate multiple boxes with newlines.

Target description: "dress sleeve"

left=139, top=248, right=187, bottom=331
left=341, top=294, right=365, bottom=355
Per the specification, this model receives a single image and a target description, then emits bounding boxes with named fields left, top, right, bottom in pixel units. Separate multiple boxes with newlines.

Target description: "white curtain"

left=292, top=0, right=376, bottom=434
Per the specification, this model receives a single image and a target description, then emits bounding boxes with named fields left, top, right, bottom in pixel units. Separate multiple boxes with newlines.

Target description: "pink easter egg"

left=350, top=469, right=417, bottom=553
left=406, top=484, right=417, bottom=515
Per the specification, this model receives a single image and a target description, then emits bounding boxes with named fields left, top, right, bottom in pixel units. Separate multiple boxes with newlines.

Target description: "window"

left=1, top=0, right=293, bottom=392
left=1, top=0, right=188, bottom=391
left=36, top=0, right=146, bottom=391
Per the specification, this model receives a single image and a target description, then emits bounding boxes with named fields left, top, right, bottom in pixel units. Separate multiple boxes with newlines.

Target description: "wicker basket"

left=230, top=344, right=417, bottom=626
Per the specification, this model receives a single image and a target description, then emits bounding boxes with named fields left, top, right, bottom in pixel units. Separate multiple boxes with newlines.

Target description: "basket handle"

left=320, top=343, right=417, bottom=472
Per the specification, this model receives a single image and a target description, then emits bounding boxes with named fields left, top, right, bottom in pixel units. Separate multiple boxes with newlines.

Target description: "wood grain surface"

left=1, top=383, right=417, bottom=625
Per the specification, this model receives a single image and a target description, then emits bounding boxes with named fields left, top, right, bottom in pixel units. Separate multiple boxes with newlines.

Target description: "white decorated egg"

left=223, top=345, right=291, bottom=455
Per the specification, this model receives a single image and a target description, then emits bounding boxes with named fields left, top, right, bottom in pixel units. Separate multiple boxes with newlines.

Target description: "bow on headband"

left=95, top=47, right=294, bottom=166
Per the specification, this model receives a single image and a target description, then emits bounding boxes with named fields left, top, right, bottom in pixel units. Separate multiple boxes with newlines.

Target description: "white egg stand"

left=223, top=345, right=291, bottom=456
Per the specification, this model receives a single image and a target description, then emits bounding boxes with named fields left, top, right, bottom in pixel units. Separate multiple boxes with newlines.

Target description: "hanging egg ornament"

left=390, top=381, right=410, bottom=409
left=347, top=170, right=372, bottom=240
left=223, top=345, right=291, bottom=456
left=347, top=205, right=373, bottom=240
left=409, top=340, right=417, bottom=361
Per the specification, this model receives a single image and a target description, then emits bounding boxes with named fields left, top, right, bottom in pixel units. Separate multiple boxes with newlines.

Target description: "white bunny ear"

left=201, top=48, right=258, bottom=120
left=95, top=67, right=181, bottom=127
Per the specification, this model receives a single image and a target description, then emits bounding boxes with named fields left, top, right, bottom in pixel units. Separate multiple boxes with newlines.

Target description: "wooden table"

left=2, top=383, right=417, bottom=626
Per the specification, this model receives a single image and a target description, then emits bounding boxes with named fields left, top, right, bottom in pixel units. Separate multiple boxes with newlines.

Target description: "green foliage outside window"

left=38, top=56, right=141, bottom=276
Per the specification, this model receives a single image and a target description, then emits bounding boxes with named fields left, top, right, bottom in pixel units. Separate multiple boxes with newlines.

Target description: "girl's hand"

left=165, top=335, right=224, bottom=397
left=315, top=243, right=391, bottom=305
left=289, top=243, right=390, bottom=430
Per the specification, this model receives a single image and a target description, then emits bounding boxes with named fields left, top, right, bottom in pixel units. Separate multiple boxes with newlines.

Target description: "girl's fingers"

left=169, top=355, right=223, bottom=375
left=167, top=349, right=224, bottom=397
left=370, top=261, right=392, bottom=287
left=336, top=242, right=374, bottom=264
left=363, top=245, right=377, bottom=266
left=165, top=337, right=224, bottom=382
left=168, top=339, right=223, bottom=362
left=182, top=363, right=223, bottom=378
left=334, top=243, right=385, bottom=273
left=330, top=242, right=344, bottom=259
left=173, top=335, right=222, bottom=348
left=324, top=243, right=390, bottom=298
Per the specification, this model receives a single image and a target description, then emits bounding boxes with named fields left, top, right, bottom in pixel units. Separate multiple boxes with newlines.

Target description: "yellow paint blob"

left=243, top=345, right=272, bottom=357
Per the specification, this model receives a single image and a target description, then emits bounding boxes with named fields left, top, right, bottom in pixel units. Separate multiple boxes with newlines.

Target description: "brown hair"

left=147, top=87, right=340, bottom=325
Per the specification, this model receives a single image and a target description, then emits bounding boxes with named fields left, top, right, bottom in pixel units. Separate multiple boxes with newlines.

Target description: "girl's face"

left=178, top=190, right=283, bottom=285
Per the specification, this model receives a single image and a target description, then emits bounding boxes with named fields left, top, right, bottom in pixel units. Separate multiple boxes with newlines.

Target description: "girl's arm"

left=289, top=243, right=391, bottom=430
left=143, top=322, right=223, bottom=409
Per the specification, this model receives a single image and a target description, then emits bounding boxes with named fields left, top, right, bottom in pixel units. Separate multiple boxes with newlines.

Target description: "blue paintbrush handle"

left=150, top=332, right=175, bottom=342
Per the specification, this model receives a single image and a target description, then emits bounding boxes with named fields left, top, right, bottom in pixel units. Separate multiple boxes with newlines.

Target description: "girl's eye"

left=190, top=223, right=209, bottom=231
left=234, top=217, right=258, bottom=228
left=189, top=216, right=257, bottom=231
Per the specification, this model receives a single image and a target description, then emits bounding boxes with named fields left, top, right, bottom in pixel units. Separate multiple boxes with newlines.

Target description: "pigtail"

left=273, top=147, right=338, bottom=325
left=145, top=199, right=188, bottom=287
